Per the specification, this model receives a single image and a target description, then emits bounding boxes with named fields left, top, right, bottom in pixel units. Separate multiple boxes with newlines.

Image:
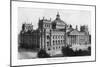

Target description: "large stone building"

left=18, top=23, right=40, bottom=49
left=19, top=13, right=91, bottom=56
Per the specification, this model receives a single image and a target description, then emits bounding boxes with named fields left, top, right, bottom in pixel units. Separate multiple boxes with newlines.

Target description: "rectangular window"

left=48, top=48, right=51, bottom=50
left=53, top=40, right=55, bottom=45
left=53, top=47, right=55, bottom=50
left=47, top=24, right=48, bottom=27
left=56, top=47, right=57, bottom=49
left=47, top=42, right=50, bottom=46
left=45, top=24, right=46, bottom=27
left=53, top=36, right=54, bottom=39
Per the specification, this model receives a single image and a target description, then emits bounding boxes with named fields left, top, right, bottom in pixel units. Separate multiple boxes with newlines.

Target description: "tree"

left=37, top=49, right=50, bottom=58
left=88, top=47, right=91, bottom=51
left=62, top=46, right=75, bottom=56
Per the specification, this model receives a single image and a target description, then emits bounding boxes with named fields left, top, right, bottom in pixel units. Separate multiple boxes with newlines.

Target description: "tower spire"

left=56, top=12, right=60, bottom=20
left=76, top=25, right=78, bottom=30
left=57, top=12, right=60, bottom=17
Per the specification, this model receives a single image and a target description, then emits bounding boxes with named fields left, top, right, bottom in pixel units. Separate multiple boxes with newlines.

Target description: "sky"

left=18, top=7, right=91, bottom=33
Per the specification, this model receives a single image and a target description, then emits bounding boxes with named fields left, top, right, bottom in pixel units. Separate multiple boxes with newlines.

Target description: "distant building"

left=66, top=28, right=90, bottom=46
left=19, top=23, right=40, bottom=49
left=19, top=12, right=91, bottom=56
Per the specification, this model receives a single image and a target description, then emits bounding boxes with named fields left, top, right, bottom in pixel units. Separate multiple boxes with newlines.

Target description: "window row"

left=53, top=35, right=64, bottom=39
left=53, top=40, right=64, bottom=45
left=44, top=24, right=51, bottom=28
left=46, top=40, right=64, bottom=46
left=47, top=46, right=62, bottom=51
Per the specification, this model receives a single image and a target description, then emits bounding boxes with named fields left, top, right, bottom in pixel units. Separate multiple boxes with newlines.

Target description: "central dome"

left=52, top=12, right=66, bottom=25
left=52, top=12, right=67, bottom=29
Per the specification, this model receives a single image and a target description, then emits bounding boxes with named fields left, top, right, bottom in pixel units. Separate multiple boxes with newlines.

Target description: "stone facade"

left=19, top=13, right=91, bottom=56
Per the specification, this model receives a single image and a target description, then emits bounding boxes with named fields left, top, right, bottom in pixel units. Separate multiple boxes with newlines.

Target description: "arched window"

left=58, top=36, right=59, bottom=38
left=61, top=35, right=63, bottom=38
left=47, top=42, right=50, bottom=46
left=59, top=46, right=60, bottom=48
left=48, top=48, right=51, bottom=50
left=58, top=40, right=60, bottom=44
left=63, top=40, right=64, bottom=43
left=47, top=24, right=48, bottom=27
left=53, top=47, right=55, bottom=50
left=53, top=40, right=55, bottom=45
left=53, top=35, right=55, bottom=39
left=52, top=22, right=56, bottom=29
left=45, top=24, right=46, bottom=27
left=56, top=40, right=57, bottom=45
left=61, top=40, right=63, bottom=44
left=47, top=35, right=50, bottom=39
left=49, top=25, right=50, bottom=28
left=56, top=35, right=57, bottom=39
left=56, top=47, right=57, bottom=49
